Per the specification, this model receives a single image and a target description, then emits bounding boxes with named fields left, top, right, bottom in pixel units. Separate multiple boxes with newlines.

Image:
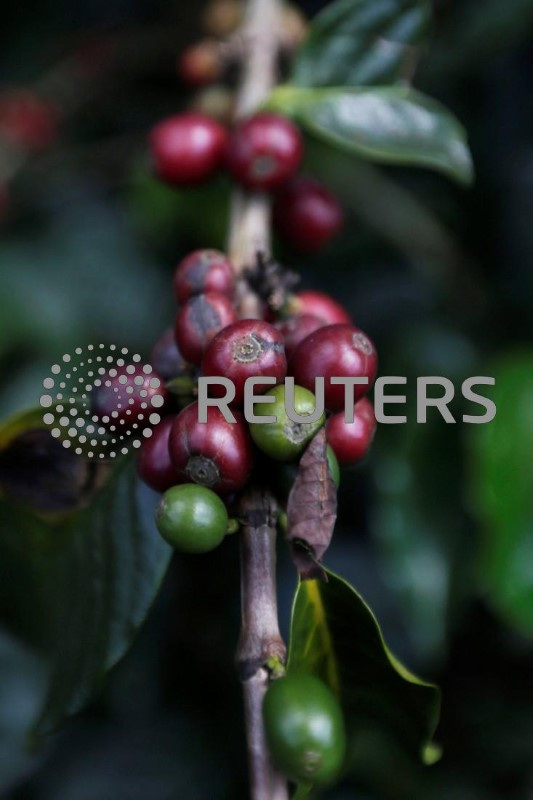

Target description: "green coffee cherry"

left=263, top=673, right=346, bottom=785
left=155, top=483, right=228, bottom=553
left=250, top=384, right=325, bottom=461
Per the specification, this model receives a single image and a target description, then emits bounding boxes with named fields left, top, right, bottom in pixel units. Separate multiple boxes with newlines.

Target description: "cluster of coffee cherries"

left=149, top=107, right=343, bottom=253
left=130, top=245, right=377, bottom=554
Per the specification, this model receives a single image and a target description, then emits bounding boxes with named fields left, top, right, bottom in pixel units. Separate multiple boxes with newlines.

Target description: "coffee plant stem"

left=228, top=0, right=281, bottom=318
left=228, top=1, right=288, bottom=797
left=237, top=488, right=287, bottom=800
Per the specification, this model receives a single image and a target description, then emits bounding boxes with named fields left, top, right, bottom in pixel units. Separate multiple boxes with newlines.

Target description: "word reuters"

left=196, top=376, right=496, bottom=424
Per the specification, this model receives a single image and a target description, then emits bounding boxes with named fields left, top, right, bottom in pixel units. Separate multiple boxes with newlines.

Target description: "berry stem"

left=228, top=1, right=288, bottom=797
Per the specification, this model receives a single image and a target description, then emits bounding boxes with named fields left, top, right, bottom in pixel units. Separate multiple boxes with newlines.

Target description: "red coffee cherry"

left=202, top=319, right=287, bottom=405
left=137, top=416, right=179, bottom=492
left=150, top=329, right=191, bottom=381
left=0, top=90, right=58, bottom=152
left=326, top=397, right=376, bottom=466
left=92, top=366, right=168, bottom=426
left=168, top=402, right=253, bottom=494
left=174, top=291, right=237, bottom=366
left=274, top=178, right=344, bottom=252
left=289, top=324, right=377, bottom=411
left=290, top=290, right=351, bottom=325
left=173, top=249, right=234, bottom=304
left=226, top=113, right=303, bottom=191
left=275, top=313, right=324, bottom=358
left=149, top=112, right=228, bottom=186
left=178, top=40, right=221, bottom=87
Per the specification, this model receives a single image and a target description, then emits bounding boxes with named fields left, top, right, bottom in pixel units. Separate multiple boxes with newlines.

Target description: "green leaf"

left=0, top=454, right=172, bottom=734
left=287, top=569, right=440, bottom=772
left=468, top=353, right=533, bottom=634
left=267, top=85, right=473, bottom=185
left=292, top=0, right=431, bottom=88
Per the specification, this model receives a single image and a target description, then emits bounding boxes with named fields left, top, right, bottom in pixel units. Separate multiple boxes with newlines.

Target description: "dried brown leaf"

left=286, top=428, right=337, bottom=580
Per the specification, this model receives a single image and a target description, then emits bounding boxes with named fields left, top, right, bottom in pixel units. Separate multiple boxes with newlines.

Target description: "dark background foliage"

left=0, top=0, right=532, bottom=798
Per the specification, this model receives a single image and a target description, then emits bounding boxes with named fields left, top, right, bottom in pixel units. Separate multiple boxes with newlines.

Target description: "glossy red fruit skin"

left=173, top=249, right=234, bottom=304
left=137, top=416, right=179, bottom=492
left=92, top=366, right=168, bottom=426
left=326, top=397, right=376, bottom=466
left=202, top=319, right=287, bottom=405
left=226, top=112, right=303, bottom=191
left=174, top=291, right=237, bottom=366
left=150, top=328, right=190, bottom=380
left=275, top=313, right=325, bottom=358
left=291, top=290, right=351, bottom=325
left=274, top=178, right=344, bottom=252
left=289, top=324, right=377, bottom=411
left=168, top=402, right=253, bottom=494
left=150, top=113, right=228, bottom=186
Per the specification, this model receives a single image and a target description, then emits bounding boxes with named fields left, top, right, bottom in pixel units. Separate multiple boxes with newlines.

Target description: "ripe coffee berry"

left=174, top=249, right=234, bottom=304
left=274, top=178, right=343, bottom=252
left=202, top=319, right=286, bottom=405
left=0, top=91, right=58, bottom=152
left=92, top=366, right=168, bottom=425
left=290, top=290, right=351, bottom=325
left=137, top=416, right=179, bottom=492
left=174, top=291, right=237, bottom=366
left=150, top=112, right=228, bottom=186
left=326, top=397, right=376, bottom=466
left=156, top=483, right=228, bottom=553
left=150, top=328, right=190, bottom=380
left=226, top=113, right=303, bottom=191
left=169, top=402, right=253, bottom=494
left=275, top=313, right=324, bottom=358
left=289, top=324, right=377, bottom=411
left=178, top=40, right=221, bottom=87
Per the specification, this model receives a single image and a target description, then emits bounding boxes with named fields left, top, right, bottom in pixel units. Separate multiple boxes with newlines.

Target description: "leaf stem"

left=227, top=1, right=287, bottom=797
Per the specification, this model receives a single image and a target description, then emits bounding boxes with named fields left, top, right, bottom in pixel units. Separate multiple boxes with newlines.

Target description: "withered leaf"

left=286, top=428, right=337, bottom=581
left=0, top=429, right=107, bottom=514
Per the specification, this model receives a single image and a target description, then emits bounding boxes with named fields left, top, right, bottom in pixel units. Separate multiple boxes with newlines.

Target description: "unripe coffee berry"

left=156, top=483, right=228, bottom=553
left=174, top=249, right=234, bottom=304
left=289, top=290, right=351, bottom=325
left=275, top=313, right=324, bottom=358
left=226, top=113, right=303, bottom=191
left=274, top=178, right=343, bottom=252
left=174, top=291, right=237, bottom=366
left=202, top=319, right=287, bottom=405
left=92, top=365, right=168, bottom=426
left=137, top=416, right=179, bottom=492
left=249, top=384, right=325, bottom=461
left=263, top=673, right=346, bottom=785
left=289, top=324, right=377, bottom=411
left=150, top=112, right=228, bottom=186
left=169, top=402, right=253, bottom=494
left=326, top=397, right=376, bottom=466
